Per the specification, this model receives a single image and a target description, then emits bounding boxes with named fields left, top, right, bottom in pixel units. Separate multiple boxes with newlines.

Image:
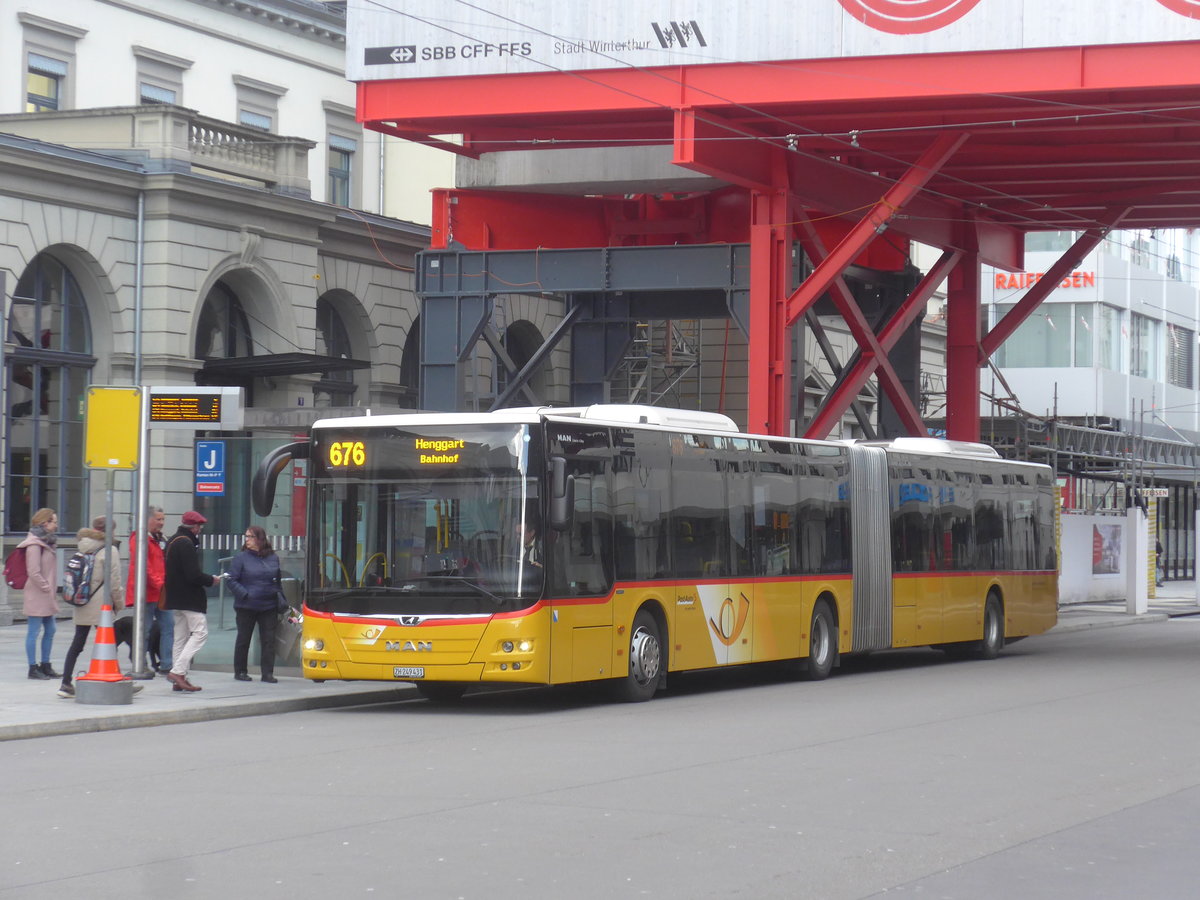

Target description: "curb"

left=1052, top=612, right=1170, bottom=634
left=0, top=685, right=411, bottom=743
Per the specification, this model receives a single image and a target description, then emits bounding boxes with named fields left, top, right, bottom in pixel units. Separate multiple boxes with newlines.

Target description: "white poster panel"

left=347, top=0, right=1200, bottom=82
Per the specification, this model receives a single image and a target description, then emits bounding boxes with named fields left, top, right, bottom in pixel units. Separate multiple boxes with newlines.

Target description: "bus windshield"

left=308, top=423, right=544, bottom=617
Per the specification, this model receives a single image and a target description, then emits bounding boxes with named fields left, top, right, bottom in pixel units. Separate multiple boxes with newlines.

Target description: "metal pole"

left=0, top=272, right=7, bottom=617
left=129, top=191, right=150, bottom=677
left=134, top=191, right=144, bottom=386
left=130, top=388, right=150, bottom=676
left=103, top=470, right=114, bottom=611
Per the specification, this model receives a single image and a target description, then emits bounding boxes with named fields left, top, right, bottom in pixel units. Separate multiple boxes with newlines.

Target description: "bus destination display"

left=415, top=437, right=464, bottom=465
left=323, top=436, right=466, bottom=468
left=327, top=440, right=367, bottom=468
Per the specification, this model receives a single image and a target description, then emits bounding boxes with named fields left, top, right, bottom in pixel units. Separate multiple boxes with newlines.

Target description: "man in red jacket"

left=127, top=505, right=173, bottom=678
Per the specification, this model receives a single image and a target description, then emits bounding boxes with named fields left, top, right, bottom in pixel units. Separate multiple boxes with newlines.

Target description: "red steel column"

left=945, top=253, right=982, bottom=441
left=749, top=182, right=792, bottom=435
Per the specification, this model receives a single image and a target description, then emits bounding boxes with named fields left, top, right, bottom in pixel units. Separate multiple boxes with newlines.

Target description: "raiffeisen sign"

left=347, top=0, right=1200, bottom=82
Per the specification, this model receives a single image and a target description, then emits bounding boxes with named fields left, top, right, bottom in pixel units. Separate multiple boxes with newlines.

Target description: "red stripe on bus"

left=891, top=569, right=1054, bottom=579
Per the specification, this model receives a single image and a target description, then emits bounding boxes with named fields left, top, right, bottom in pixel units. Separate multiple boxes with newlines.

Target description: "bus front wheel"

left=805, top=601, right=836, bottom=681
left=977, top=595, right=1004, bottom=660
left=614, top=610, right=662, bottom=702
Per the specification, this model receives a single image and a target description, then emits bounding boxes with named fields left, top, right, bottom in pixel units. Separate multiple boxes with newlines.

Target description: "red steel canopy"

left=358, top=40, right=1200, bottom=438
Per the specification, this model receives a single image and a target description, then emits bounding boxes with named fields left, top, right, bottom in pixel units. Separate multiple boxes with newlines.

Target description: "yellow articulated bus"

left=252, top=404, right=1057, bottom=702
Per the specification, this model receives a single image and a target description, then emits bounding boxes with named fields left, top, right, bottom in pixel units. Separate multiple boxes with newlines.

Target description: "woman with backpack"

left=56, top=518, right=126, bottom=698
left=17, top=508, right=61, bottom=680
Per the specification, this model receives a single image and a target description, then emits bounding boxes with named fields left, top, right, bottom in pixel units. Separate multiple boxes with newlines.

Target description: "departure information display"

left=149, top=394, right=221, bottom=423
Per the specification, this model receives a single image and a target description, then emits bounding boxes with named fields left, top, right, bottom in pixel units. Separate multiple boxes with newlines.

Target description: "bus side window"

left=548, top=470, right=612, bottom=597
left=612, top=430, right=669, bottom=582
left=547, top=425, right=613, bottom=597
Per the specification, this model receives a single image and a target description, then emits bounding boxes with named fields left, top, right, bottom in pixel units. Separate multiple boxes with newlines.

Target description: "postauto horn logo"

left=836, top=0, right=982, bottom=34
left=709, top=593, right=751, bottom=647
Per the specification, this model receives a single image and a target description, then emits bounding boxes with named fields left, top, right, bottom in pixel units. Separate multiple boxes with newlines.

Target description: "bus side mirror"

left=251, top=441, right=309, bottom=517
left=549, top=456, right=574, bottom=532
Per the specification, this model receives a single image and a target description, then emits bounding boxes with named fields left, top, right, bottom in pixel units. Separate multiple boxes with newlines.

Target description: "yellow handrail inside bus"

left=434, top=500, right=445, bottom=550
left=360, top=552, right=388, bottom=586
left=323, top=553, right=351, bottom=587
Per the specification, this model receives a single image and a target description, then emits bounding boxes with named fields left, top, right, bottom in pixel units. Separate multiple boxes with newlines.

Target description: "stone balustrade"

left=0, top=104, right=315, bottom=197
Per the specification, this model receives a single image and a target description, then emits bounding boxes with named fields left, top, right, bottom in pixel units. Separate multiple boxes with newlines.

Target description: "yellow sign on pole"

left=85, top=386, right=142, bottom=469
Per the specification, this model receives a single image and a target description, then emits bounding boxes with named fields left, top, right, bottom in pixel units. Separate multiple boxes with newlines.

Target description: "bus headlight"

left=304, top=638, right=324, bottom=651
left=518, top=640, right=532, bottom=653
left=502, top=641, right=514, bottom=653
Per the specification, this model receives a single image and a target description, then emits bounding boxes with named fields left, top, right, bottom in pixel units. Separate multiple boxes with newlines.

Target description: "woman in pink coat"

left=18, top=508, right=61, bottom=680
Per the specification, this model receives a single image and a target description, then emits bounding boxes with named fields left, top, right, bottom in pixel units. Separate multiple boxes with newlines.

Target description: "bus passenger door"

left=671, top=519, right=734, bottom=669
left=890, top=463, right=942, bottom=647
left=546, top=431, right=614, bottom=684
left=671, top=441, right=740, bottom=669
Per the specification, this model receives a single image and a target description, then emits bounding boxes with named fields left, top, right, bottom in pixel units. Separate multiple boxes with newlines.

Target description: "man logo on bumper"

left=386, top=640, right=432, bottom=652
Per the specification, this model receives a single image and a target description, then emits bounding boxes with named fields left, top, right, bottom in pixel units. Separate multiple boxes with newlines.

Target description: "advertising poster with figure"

left=1092, top=524, right=1122, bottom=575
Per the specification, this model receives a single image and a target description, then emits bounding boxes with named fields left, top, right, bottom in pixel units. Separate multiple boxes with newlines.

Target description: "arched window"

left=4, top=253, right=94, bottom=531
left=195, top=281, right=253, bottom=361
left=313, top=296, right=356, bottom=406
left=398, top=316, right=420, bottom=409
left=497, top=319, right=547, bottom=402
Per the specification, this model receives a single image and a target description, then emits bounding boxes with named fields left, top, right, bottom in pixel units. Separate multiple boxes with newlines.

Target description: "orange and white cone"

left=76, top=603, right=126, bottom=683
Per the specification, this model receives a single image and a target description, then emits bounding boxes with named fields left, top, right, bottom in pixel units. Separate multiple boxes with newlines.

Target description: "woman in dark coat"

left=225, top=525, right=282, bottom=683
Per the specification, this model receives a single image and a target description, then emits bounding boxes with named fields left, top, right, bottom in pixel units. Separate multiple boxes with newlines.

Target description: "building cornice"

left=16, top=12, right=90, bottom=41
left=188, top=0, right=345, bottom=44
left=96, top=0, right=345, bottom=72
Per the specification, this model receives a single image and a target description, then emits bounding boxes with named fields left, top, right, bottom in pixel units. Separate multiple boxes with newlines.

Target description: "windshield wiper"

left=311, top=589, right=360, bottom=603
left=414, top=575, right=508, bottom=606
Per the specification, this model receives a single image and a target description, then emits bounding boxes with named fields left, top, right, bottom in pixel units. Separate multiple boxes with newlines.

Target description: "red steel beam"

left=784, top=132, right=969, bottom=327
left=674, top=113, right=1020, bottom=269
left=981, top=206, right=1131, bottom=358
left=795, top=218, right=926, bottom=439
left=803, top=248, right=963, bottom=440
left=360, top=43, right=1200, bottom=127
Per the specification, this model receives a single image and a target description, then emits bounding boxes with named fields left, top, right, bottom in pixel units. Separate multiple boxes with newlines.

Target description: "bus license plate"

left=393, top=666, right=424, bottom=679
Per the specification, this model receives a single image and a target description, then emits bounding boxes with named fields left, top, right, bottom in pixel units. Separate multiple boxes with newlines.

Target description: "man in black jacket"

left=163, top=511, right=222, bottom=692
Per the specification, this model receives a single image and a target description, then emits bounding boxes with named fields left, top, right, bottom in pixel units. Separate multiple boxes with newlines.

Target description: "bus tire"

left=614, top=610, right=663, bottom=702
left=415, top=682, right=468, bottom=703
left=805, top=600, right=836, bottom=681
left=977, top=594, right=1004, bottom=660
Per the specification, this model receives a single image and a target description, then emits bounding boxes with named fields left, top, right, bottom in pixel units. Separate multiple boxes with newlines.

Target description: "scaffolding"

left=615, top=319, right=703, bottom=408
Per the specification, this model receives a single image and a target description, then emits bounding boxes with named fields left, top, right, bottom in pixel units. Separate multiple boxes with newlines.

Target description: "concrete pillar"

left=1126, top=506, right=1148, bottom=615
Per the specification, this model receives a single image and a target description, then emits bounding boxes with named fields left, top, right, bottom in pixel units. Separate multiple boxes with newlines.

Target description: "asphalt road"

left=3, top=618, right=1199, bottom=900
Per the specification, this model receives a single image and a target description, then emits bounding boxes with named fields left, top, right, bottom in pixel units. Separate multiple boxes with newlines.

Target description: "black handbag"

left=274, top=573, right=288, bottom=613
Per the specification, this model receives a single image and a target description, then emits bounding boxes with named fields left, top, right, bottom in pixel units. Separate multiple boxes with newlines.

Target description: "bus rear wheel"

left=415, top=682, right=468, bottom=703
left=614, top=610, right=662, bottom=702
left=805, top=600, right=836, bottom=681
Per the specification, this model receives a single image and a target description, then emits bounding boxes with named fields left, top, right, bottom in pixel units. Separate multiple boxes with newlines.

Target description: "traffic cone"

left=76, top=603, right=126, bottom=683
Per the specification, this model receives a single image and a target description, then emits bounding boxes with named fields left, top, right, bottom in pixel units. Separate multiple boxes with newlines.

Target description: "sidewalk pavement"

left=0, top=624, right=412, bottom=742
left=2, top=584, right=1198, bottom=742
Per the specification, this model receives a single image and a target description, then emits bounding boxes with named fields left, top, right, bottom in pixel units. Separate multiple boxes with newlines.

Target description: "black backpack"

left=63, top=550, right=100, bottom=607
